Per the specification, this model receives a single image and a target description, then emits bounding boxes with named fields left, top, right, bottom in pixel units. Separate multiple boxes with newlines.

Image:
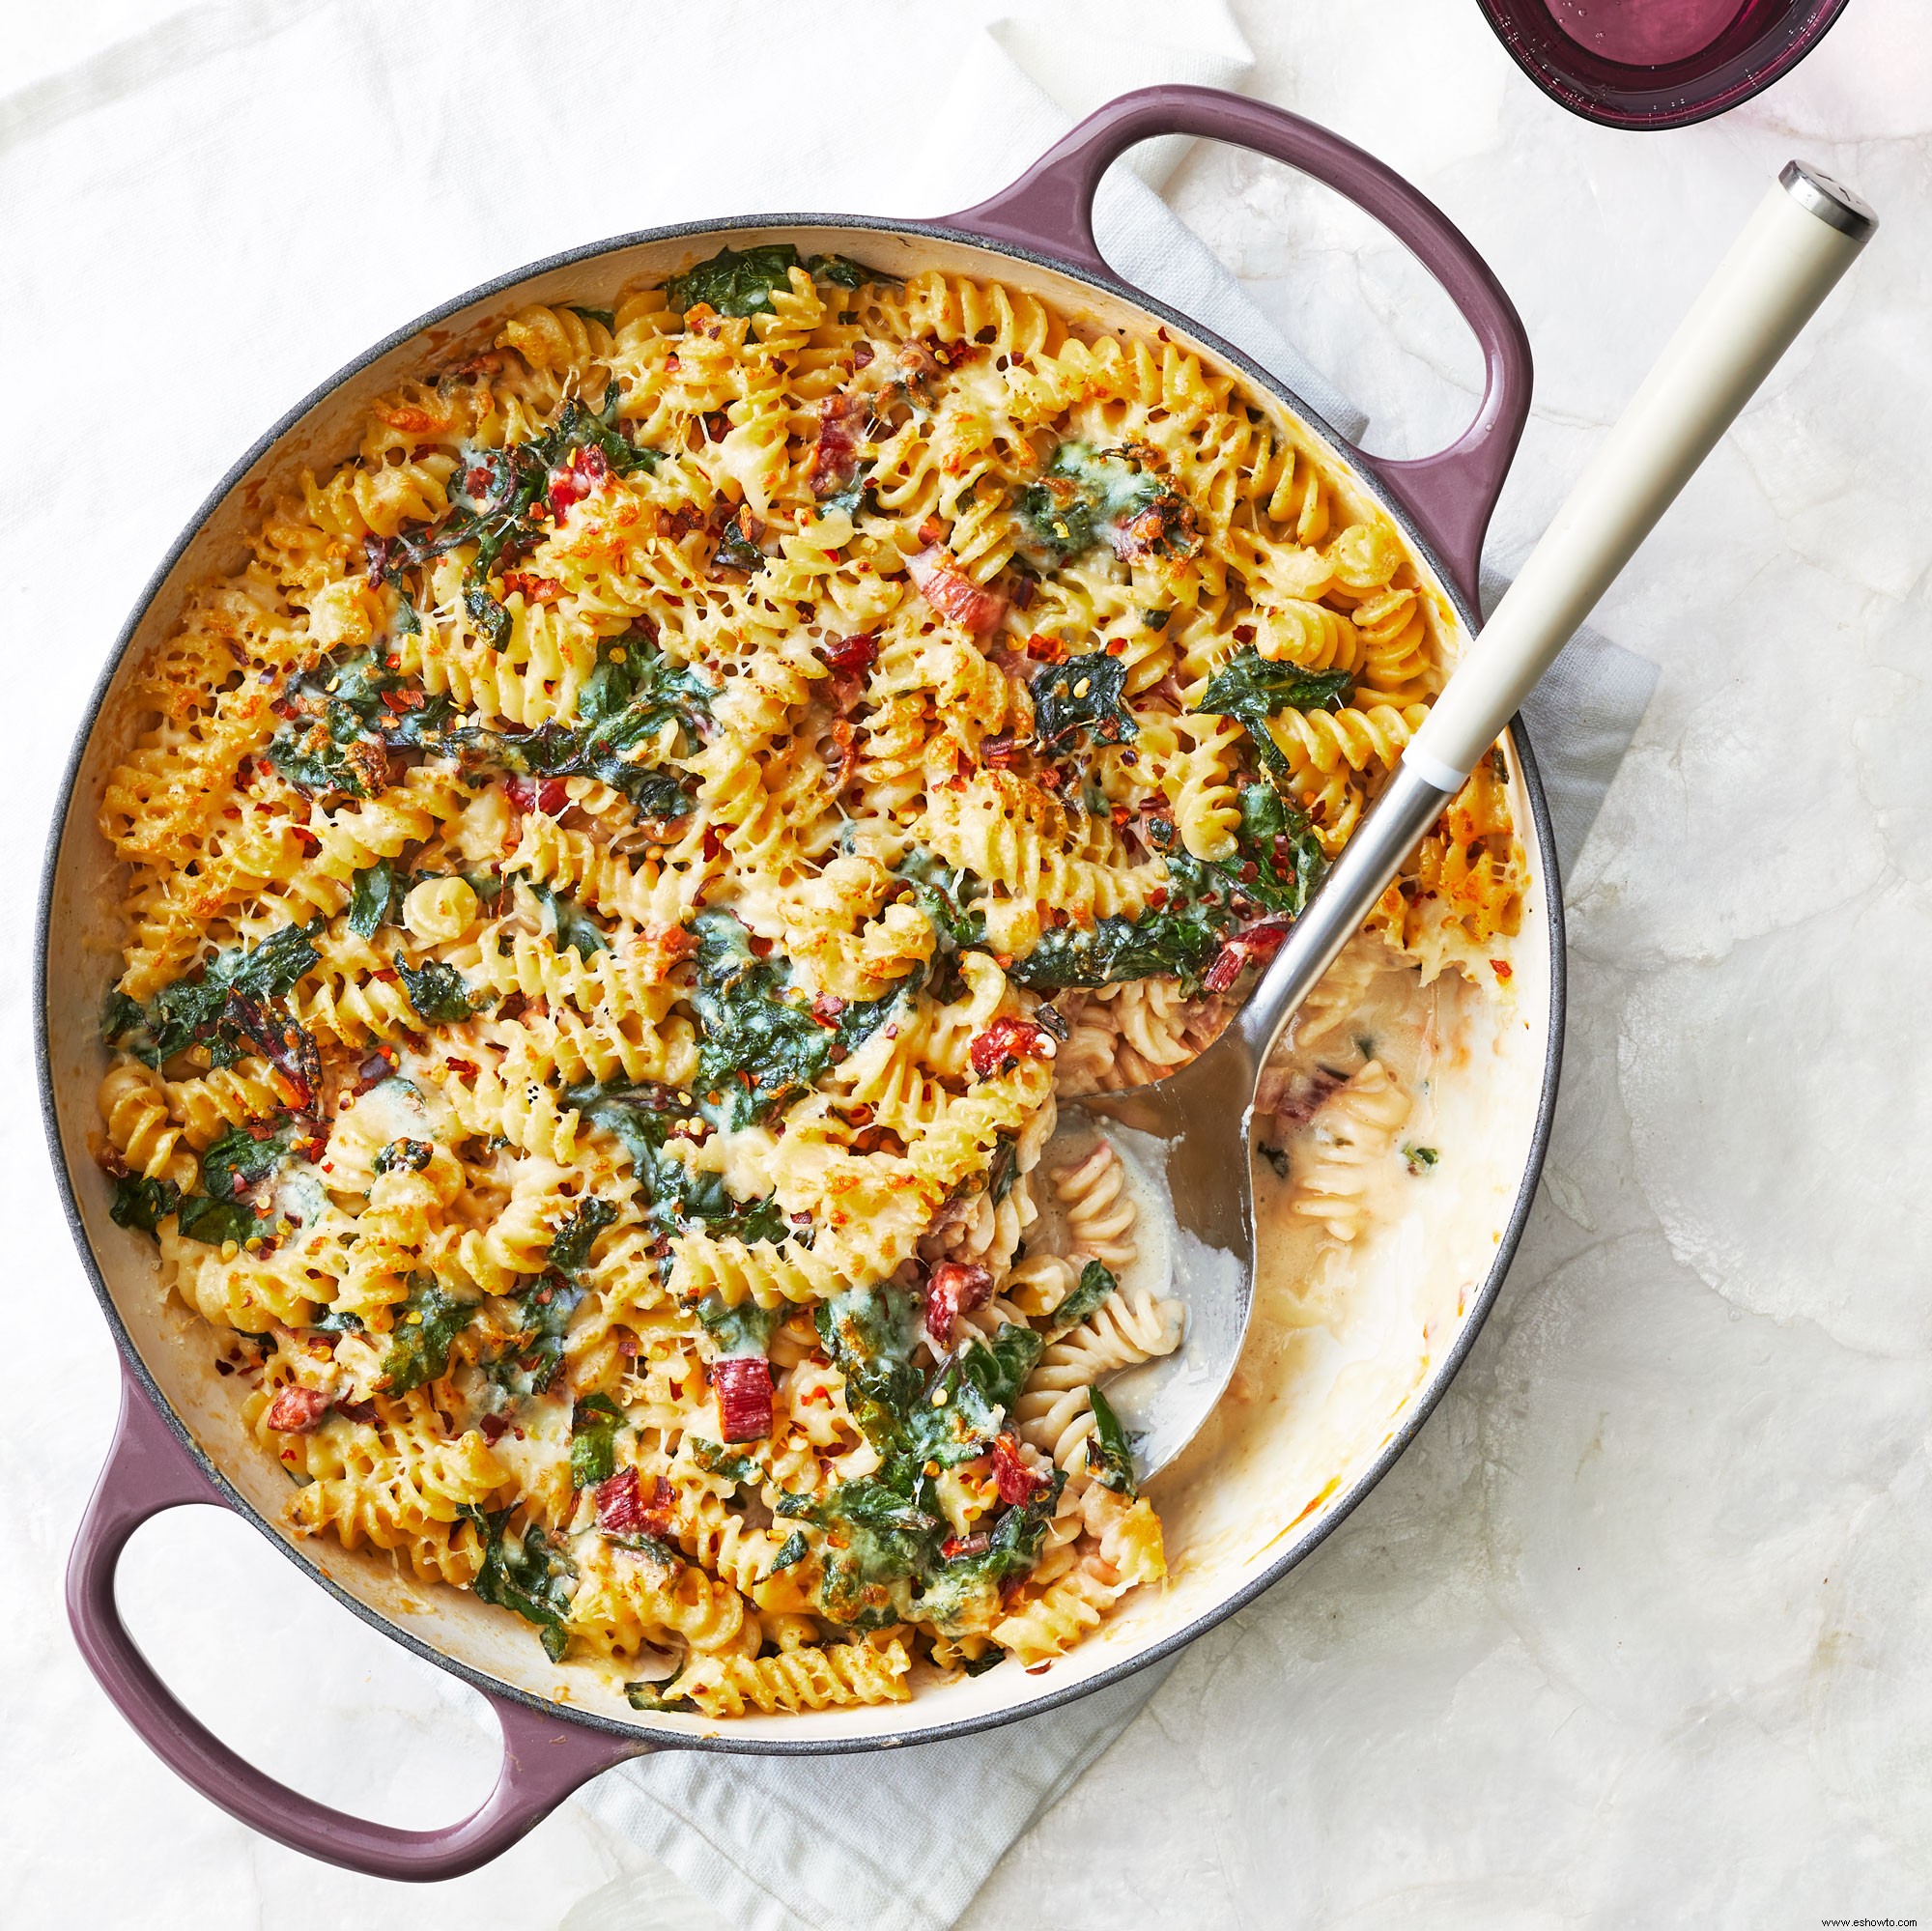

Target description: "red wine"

left=1545, top=0, right=1755, bottom=65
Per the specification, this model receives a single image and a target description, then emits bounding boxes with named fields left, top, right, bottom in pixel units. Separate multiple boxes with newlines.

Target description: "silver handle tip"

left=1780, top=160, right=1878, bottom=241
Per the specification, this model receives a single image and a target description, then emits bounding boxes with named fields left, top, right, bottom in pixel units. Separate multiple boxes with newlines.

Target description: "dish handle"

left=67, top=1369, right=645, bottom=1882
left=941, top=84, right=1533, bottom=610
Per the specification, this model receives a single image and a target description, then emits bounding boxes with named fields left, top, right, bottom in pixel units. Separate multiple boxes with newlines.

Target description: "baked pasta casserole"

left=92, top=244, right=1522, bottom=1718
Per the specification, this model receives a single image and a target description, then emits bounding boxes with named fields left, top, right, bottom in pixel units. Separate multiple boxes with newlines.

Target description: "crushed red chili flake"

left=989, top=1434, right=1048, bottom=1506
left=1491, top=958, right=1513, bottom=981
left=290, top=826, right=320, bottom=856
left=852, top=341, right=874, bottom=368
left=1234, top=623, right=1256, bottom=645
left=1024, top=632, right=1066, bottom=664
left=444, top=1057, right=479, bottom=1080
left=479, top=1412, right=509, bottom=1445
left=941, top=1530, right=991, bottom=1560
left=980, top=731, right=1021, bottom=769
left=547, top=442, right=609, bottom=522
left=969, top=1015, right=1052, bottom=1079
left=702, top=410, right=731, bottom=442
left=713, top=1358, right=774, bottom=1442
left=811, top=992, right=846, bottom=1026
left=924, top=1261, right=993, bottom=1348
left=501, top=568, right=564, bottom=606
left=701, top=825, right=724, bottom=863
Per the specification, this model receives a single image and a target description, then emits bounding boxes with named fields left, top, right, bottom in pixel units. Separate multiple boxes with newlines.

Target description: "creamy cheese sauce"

left=1147, top=938, right=1540, bottom=1580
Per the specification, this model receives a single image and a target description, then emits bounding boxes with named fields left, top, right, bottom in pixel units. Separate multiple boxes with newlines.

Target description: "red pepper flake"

left=980, top=731, right=1021, bottom=770
left=1024, top=633, right=1066, bottom=664
left=444, top=1057, right=479, bottom=1081
left=701, top=824, right=724, bottom=863
left=1491, top=958, right=1513, bottom=981
left=969, top=1015, right=1053, bottom=1079
left=852, top=341, right=874, bottom=368
left=702, top=410, right=731, bottom=443
left=924, top=1262, right=993, bottom=1348
left=501, top=568, right=564, bottom=606
left=290, top=826, right=320, bottom=856
left=1104, top=636, right=1127, bottom=656
left=989, top=1433, right=1048, bottom=1506
left=713, top=1358, right=774, bottom=1442
left=265, top=1385, right=332, bottom=1434
left=941, top=1530, right=991, bottom=1561
left=748, top=934, right=774, bottom=958
left=479, top=1412, right=509, bottom=1444
left=547, top=442, right=609, bottom=522
left=811, top=992, right=846, bottom=1026
left=1234, top=624, right=1256, bottom=645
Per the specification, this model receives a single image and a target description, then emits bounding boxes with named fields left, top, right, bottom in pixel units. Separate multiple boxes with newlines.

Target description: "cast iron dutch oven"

left=40, top=87, right=1561, bottom=1878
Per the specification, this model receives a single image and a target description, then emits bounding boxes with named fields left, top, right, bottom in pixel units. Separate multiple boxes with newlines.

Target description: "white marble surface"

left=6, top=1, right=1931, bottom=1926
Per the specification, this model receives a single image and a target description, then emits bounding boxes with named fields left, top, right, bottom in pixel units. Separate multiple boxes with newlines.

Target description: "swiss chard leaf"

left=914, top=1478, right=1063, bottom=1633
left=487, top=1279, right=582, bottom=1400
left=768, top=1529, right=810, bottom=1575
left=1030, top=651, right=1137, bottom=754
left=527, top=879, right=608, bottom=959
left=380, top=1280, right=476, bottom=1394
left=691, top=911, right=902, bottom=1129
left=814, top=1284, right=924, bottom=1449
left=569, top=1394, right=623, bottom=1489
left=664, top=243, right=895, bottom=318
left=373, top=1137, right=434, bottom=1176
left=900, top=1324, right=1042, bottom=1471
left=454, top=637, right=709, bottom=813
left=109, top=1173, right=180, bottom=1235
left=547, top=1196, right=617, bottom=1279
left=1086, top=1382, right=1137, bottom=1496
left=348, top=858, right=400, bottom=939
left=561, top=1079, right=789, bottom=1246
left=394, top=952, right=474, bottom=1025
left=463, top=1507, right=578, bottom=1661
left=805, top=251, right=896, bottom=292
left=1193, top=648, right=1353, bottom=774
left=175, top=1196, right=263, bottom=1248
left=175, top=1116, right=306, bottom=1247
left=1047, top=1260, right=1118, bottom=1339
left=688, top=1437, right=760, bottom=1487
left=696, top=1293, right=781, bottom=1360
left=894, top=849, right=986, bottom=952
left=1007, top=899, right=1231, bottom=994
left=103, top=923, right=323, bottom=1067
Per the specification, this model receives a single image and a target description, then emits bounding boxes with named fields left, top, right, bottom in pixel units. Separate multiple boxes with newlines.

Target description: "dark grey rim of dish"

left=36, top=210, right=1567, bottom=1756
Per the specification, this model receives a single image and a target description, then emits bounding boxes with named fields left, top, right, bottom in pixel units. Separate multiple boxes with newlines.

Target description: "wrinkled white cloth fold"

left=4, top=6, right=1651, bottom=1929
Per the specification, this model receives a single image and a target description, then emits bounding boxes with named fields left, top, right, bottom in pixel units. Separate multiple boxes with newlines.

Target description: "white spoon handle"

left=1402, top=162, right=1878, bottom=788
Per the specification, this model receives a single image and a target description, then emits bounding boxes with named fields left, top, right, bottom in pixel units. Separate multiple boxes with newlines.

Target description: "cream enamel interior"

left=43, top=223, right=1556, bottom=1749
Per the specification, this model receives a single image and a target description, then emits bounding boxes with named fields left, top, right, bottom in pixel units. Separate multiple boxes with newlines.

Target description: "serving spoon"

left=1081, top=162, right=1877, bottom=1478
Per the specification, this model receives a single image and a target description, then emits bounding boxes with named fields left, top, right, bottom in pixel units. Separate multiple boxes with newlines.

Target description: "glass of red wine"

left=1474, top=0, right=1851, bottom=128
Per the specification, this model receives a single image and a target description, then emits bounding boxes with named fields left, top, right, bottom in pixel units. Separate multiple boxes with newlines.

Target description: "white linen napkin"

left=4, top=5, right=1651, bottom=1927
